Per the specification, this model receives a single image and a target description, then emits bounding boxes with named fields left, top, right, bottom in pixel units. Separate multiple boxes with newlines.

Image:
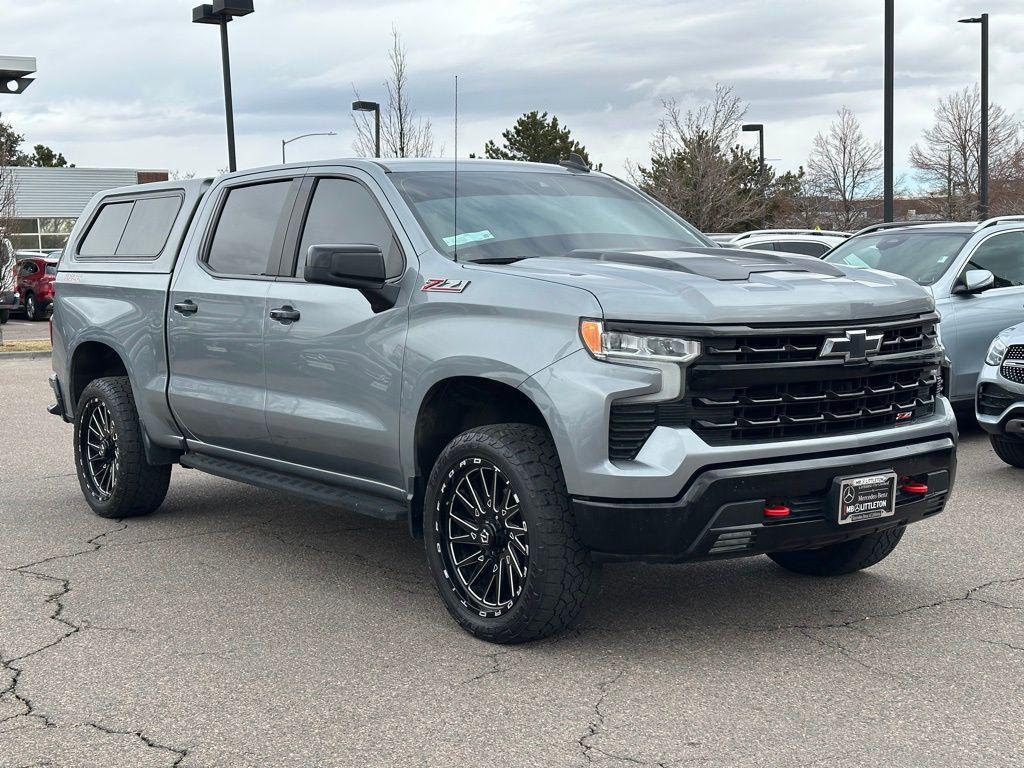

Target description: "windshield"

left=390, top=170, right=710, bottom=261
left=824, top=230, right=970, bottom=285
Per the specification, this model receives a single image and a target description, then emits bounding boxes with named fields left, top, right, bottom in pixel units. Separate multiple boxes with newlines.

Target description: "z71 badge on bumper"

left=836, top=471, right=897, bottom=525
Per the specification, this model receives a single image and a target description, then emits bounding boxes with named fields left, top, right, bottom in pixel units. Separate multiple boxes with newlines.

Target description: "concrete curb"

left=0, top=350, right=52, bottom=361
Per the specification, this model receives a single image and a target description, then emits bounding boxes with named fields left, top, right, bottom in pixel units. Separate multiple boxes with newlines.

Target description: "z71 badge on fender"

left=421, top=278, right=471, bottom=293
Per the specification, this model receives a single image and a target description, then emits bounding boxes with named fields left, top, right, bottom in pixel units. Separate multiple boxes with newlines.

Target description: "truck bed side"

left=51, top=179, right=212, bottom=452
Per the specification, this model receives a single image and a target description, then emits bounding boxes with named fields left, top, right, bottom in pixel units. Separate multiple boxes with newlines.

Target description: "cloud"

left=3, top=0, right=1023, bottom=182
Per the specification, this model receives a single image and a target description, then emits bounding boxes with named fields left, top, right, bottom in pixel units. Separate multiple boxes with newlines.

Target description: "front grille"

left=608, top=314, right=942, bottom=458
left=977, top=383, right=1019, bottom=416
left=702, top=318, right=938, bottom=364
left=1001, top=345, right=1024, bottom=384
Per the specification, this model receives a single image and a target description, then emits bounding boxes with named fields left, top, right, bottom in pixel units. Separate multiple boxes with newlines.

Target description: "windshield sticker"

left=443, top=230, right=495, bottom=248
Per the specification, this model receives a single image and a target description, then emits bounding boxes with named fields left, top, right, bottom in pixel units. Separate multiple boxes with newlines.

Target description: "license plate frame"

left=835, top=471, right=897, bottom=525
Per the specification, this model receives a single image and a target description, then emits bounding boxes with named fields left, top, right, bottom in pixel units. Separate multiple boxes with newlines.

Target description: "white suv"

left=722, top=229, right=849, bottom=257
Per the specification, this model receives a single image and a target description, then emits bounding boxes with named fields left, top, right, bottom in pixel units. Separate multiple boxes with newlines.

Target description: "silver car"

left=824, top=217, right=1024, bottom=406
left=976, top=324, right=1024, bottom=466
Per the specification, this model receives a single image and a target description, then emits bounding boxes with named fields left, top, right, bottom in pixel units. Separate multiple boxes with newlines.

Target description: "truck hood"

left=485, top=248, right=934, bottom=324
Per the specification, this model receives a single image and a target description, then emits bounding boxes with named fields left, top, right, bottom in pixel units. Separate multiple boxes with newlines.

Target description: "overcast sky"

left=4, top=0, right=1024, bottom=186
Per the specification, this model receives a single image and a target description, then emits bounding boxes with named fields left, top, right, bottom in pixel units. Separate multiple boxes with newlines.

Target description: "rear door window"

left=207, top=181, right=293, bottom=276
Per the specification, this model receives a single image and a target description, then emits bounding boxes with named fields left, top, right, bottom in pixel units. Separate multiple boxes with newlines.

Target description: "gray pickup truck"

left=49, top=158, right=957, bottom=643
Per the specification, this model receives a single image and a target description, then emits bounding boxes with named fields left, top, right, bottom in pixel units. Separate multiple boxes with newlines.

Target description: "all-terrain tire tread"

left=768, top=526, right=906, bottom=577
left=990, top=435, right=1024, bottom=468
left=425, top=424, right=596, bottom=644
left=74, top=376, right=171, bottom=518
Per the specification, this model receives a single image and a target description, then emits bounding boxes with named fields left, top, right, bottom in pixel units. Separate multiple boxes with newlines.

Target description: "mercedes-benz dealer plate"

left=836, top=471, right=897, bottom=525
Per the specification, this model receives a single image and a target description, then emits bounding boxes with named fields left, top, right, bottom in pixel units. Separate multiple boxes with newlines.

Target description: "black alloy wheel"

left=78, top=397, right=120, bottom=502
left=436, top=458, right=530, bottom=616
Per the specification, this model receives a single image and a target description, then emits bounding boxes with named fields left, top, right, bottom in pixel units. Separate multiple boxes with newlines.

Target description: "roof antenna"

left=453, top=74, right=459, bottom=263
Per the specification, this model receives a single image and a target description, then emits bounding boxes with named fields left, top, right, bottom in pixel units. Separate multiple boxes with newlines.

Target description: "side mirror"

left=304, top=244, right=387, bottom=290
left=954, top=268, right=995, bottom=295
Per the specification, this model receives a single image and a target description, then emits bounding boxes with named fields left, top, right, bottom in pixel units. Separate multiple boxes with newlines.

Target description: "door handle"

left=173, top=300, right=198, bottom=315
left=269, top=305, right=301, bottom=323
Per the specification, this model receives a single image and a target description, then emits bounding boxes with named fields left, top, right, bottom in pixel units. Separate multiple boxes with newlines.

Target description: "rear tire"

left=768, top=526, right=905, bottom=577
left=424, top=424, right=597, bottom=644
left=990, top=435, right=1024, bottom=468
left=0, top=309, right=8, bottom=324
left=73, top=376, right=171, bottom=518
left=25, top=294, right=40, bottom=321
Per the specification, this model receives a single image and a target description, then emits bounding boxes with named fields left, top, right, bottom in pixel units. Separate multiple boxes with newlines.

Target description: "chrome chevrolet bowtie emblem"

left=819, top=329, right=883, bottom=362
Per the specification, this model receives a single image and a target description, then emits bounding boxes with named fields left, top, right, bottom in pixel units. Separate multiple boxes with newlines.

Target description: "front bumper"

left=975, top=362, right=1024, bottom=436
left=572, top=436, right=955, bottom=563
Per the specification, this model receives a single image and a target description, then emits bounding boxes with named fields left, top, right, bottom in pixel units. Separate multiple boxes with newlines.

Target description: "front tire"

left=73, top=377, right=171, bottom=518
left=0, top=309, right=8, bottom=324
left=424, top=424, right=596, bottom=644
left=991, top=435, right=1024, bottom=468
left=768, top=526, right=905, bottom=577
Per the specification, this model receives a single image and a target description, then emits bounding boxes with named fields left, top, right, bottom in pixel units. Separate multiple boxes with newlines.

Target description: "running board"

left=179, top=452, right=407, bottom=521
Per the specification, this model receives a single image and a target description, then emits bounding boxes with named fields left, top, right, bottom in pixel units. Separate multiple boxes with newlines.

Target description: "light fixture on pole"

left=352, top=100, right=381, bottom=158
left=742, top=123, right=766, bottom=228
left=0, top=55, right=36, bottom=95
left=281, top=131, right=337, bottom=163
left=959, top=13, right=989, bottom=219
left=192, top=1, right=255, bottom=173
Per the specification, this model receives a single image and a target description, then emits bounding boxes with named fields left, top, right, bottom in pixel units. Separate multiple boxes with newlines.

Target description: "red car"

left=15, top=251, right=61, bottom=321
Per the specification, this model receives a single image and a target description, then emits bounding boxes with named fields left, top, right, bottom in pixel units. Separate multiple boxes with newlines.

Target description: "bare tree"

left=352, top=28, right=436, bottom=158
left=629, top=85, right=764, bottom=232
left=910, top=85, right=1024, bottom=218
left=805, top=107, right=882, bottom=230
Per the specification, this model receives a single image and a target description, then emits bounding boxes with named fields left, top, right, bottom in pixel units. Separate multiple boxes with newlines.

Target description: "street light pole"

left=883, top=0, right=894, bottom=222
left=219, top=21, right=237, bottom=173
left=742, top=124, right=766, bottom=228
left=959, top=13, right=990, bottom=219
left=352, top=101, right=381, bottom=158
left=193, top=2, right=254, bottom=173
left=281, top=131, right=337, bottom=163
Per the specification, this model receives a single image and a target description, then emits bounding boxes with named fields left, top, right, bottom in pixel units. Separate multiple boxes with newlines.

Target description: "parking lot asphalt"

left=0, top=317, right=50, bottom=343
left=0, top=357, right=1021, bottom=767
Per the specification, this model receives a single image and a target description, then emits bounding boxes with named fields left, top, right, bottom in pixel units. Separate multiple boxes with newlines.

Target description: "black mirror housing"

left=304, top=244, right=387, bottom=290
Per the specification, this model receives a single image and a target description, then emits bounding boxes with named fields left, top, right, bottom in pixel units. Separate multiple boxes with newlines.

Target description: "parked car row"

left=0, top=249, right=62, bottom=323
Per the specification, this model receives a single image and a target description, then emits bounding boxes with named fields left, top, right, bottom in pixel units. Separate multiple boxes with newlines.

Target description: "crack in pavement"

left=85, top=722, right=189, bottom=767
left=980, top=639, right=1024, bottom=654
left=0, top=521, right=192, bottom=766
left=750, top=574, right=1024, bottom=634
left=460, top=648, right=515, bottom=685
left=578, top=668, right=627, bottom=765
left=796, top=627, right=913, bottom=681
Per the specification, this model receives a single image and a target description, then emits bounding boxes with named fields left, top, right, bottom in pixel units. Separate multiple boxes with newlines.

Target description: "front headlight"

left=579, top=319, right=701, bottom=363
left=986, top=337, right=1008, bottom=366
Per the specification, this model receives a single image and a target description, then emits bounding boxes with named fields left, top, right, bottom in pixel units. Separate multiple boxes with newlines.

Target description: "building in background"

left=3, top=166, right=168, bottom=251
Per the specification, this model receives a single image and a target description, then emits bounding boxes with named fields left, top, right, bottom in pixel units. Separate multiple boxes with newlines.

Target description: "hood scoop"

left=555, top=247, right=845, bottom=281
